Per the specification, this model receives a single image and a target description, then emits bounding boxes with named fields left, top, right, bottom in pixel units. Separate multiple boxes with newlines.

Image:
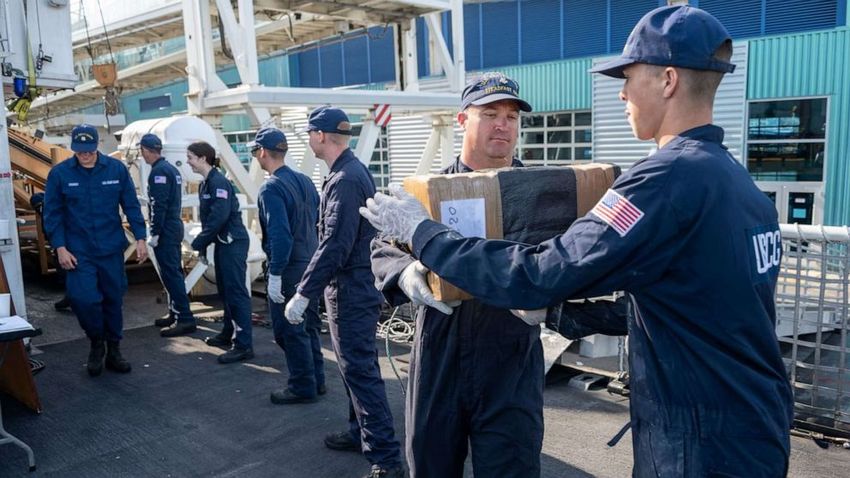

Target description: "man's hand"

left=399, top=261, right=457, bottom=315
left=285, top=293, right=309, bottom=325
left=510, top=308, right=547, bottom=326
left=136, top=240, right=148, bottom=263
left=57, top=246, right=77, bottom=270
left=267, top=274, right=286, bottom=304
left=148, top=235, right=159, bottom=248
left=359, top=183, right=429, bottom=245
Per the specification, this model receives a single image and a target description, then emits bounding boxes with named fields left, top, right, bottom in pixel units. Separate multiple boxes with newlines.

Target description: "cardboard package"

left=403, top=163, right=620, bottom=301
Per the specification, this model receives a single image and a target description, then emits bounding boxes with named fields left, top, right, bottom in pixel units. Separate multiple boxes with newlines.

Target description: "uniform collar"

left=662, top=124, right=725, bottom=150
left=329, top=148, right=356, bottom=173
left=152, top=157, right=166, bottom=168
left=445, top=155, right=523, bottom=173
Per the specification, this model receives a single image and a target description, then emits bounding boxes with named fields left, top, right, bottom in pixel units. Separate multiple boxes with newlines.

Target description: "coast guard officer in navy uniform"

left=43, top=124, right=147, bottom=377
left=186, top=141, right=253, bottom=364
left=138, top=133, right=197, bottom=337
left=284, top=106, right=404, bottom=478
left=251, top=127, right=326, bottom=404
left=371, top=73, right=546, bottom=478
left=362, top=6, right=793, bottom=477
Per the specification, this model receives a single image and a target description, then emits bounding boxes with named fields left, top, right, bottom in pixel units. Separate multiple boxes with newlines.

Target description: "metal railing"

left=778, top=224, right=850, bottom=438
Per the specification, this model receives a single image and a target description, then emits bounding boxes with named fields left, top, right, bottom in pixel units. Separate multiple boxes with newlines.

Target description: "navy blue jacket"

left=297, top=148, right=382, bottom=305
left=191, top=168, right=248, bottom=252
left=147, top=157, right=184, bottom=244
left=410, top=125, right=794, bottom=444
left=43, top=152, right=146, bottom=257
left=258, top=165, right=320, bottom=276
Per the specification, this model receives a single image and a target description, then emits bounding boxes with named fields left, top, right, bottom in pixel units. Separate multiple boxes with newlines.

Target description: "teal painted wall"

left=498, top=57, right=593, bottom=112
left=748, top=27, right=850, bottom=225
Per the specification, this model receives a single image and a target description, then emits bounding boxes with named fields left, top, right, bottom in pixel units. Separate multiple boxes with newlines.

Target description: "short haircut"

left=266, top=149, right=286, bottom=161
left=187, top=141, right=219, bottom=168
left=326, top=132, right=351, bottom=147
left=141, top=145, right=161, bottom=155
left=679, top=40, right=733, bottom=100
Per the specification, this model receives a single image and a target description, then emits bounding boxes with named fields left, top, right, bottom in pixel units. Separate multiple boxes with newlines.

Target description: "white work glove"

left=511, top=308, right=547, bottom=326
left=267, top=274, right=286, bottom=304
left=148, top=235, right=159, bottom=248
left=285, top=292, right=309, bottom=325
left=359, top=183, right=429, bottom=245
left=398, top=261, right=457, bottom=315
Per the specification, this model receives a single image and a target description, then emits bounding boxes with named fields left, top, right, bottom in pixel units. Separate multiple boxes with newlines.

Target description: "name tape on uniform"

left=590, top=189, right=644, bottom=237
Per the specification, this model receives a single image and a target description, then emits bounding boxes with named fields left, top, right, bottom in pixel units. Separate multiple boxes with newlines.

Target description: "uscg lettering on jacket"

left=68, top=182, right=79, bottom=187
left=101, top=179, right=120, bottom=185
left=748, top=225, right=782, bottom=283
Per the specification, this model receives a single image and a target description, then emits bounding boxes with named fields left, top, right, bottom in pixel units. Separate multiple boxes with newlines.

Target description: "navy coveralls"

left=298, top=148, right=402, bottom=468
left=258, top=165, right=326, bottom=398
left=43, top=153, right=147, bottom=341
left=409, top=125, right=794, bottom=477
left=371, top=157, right=544, bottom=478
left=148, top=157, right=194, bottom=325
left=191, top=168, right=252, bottom=350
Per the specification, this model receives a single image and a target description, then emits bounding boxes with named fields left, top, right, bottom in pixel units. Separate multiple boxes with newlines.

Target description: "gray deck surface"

left=1, top=278, right=850, bottom=477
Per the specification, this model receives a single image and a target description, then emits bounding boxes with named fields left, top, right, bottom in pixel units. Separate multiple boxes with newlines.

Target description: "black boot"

left=54, top=296, right=72, bottom=311
left=87, top=339, right=106, bottom=377
left=105, top=341, right=132, bottom=373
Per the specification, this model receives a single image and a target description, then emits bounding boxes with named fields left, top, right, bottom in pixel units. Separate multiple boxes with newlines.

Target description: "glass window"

left=517, top=110, right=592, bottom=166
left=747, top=98, right=827, bottom=182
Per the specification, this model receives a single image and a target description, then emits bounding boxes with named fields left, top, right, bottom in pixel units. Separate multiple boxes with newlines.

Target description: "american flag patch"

left=216, top=188, right=228, bottom=199
left=590, top=189, right=644, bottom=237
left=154, top=175, right=167, bottom=184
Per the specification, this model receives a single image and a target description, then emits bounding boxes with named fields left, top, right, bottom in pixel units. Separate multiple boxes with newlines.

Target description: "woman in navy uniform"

left=186, top=141, right=254, bottom=364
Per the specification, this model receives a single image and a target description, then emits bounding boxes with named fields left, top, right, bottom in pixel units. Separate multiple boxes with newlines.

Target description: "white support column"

left=214, top=130, right=260, bottom=204
left=449, top=0, right=466, bottom=92
left=354, top=117, right=382, bottom=167
left=439, top=121, right=455, bottom=168
left=182, top=0, right=227, bottom=115
left=425, top=14, right=454, bottom=82
left=401, top=19, right=420, bottom=91
left=416, top=114, right=455, bottom=174
left=415, top=128, right=441, bottom=175
left=0, top=119, right=26, bottom=319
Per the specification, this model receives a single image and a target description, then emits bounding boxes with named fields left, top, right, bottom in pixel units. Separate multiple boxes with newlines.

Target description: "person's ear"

left=662, top=67, right=679, bottom=99
left=457, top=111, right=468, bottom=129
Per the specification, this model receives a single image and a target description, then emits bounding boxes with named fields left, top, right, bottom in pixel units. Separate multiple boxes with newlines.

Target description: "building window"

left=518, top=110, right=592, bottom=166
left=139, top=94, right=172, bottom=112
left=747, top=98, right=827, bottom=182
left=350, top=124, right=391, bottom=193
left=222, top=130, right=255, bottom=169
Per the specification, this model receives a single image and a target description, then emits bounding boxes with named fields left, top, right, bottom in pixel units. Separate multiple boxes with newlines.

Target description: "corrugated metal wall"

left=591, top=42, right=748, bottom=170
left=748, top=28, right=850, bottom=225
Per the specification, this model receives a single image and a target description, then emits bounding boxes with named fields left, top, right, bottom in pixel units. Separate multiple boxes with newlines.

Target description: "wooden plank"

left=0, top=255, right=42, bottom=413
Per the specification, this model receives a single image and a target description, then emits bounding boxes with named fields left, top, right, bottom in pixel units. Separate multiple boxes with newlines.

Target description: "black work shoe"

left=87, top=339, right=106, bottom=377
left=324, top=431, right=361, bottom=452
left=160, top=323, right=197, bottom=337
left=54, top=296, right=71, bottom=311
left=217, top=347, right=254, bottom=364
left=154, top=317, right=175, bottom=328
left=363, top=465, right=406, bottom=478
left=317, top=384, right=327, bottom=396
left=205, top=334, right=232, bottom=348
left=270, top=388, right=318, bottom=405
left=105, top=341, right=131, bottom=373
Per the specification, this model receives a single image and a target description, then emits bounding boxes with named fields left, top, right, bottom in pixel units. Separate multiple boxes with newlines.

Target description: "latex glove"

left=136, top=240, right=148, bottom=263
left=511, top=308, right=547, bottom=326
left=359, top=183, right=429, bottom=245
left=148, top=235, right=159, bottom=248
left=267, top=274, right=286, bottom=304
left=285, top=292, right=309, bottom=325
left=398, top=261, right=456, bottom=315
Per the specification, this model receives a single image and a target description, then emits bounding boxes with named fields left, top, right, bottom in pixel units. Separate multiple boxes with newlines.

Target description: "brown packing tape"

left=403, top=171, right=505, bottom=301
left=572, top=163, right=619, bottom=215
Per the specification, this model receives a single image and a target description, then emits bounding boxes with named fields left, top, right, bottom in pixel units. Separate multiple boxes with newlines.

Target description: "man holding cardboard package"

left=370, top=72, right=546, bottom=478
left=362, top=6, right=793, bottom=477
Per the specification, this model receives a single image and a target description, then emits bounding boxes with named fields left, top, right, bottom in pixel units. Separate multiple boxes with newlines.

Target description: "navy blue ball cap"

left=248, top=127, right=288, bottom=152
left=70, top=124, right=99, bottom=153
left=461, top=72, right=532, bottom=112
left=590, top=5, right=736, bottom=79
left=137, top=133, right=162, bottom=150
left=300, top=106, right=353, bottom=135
